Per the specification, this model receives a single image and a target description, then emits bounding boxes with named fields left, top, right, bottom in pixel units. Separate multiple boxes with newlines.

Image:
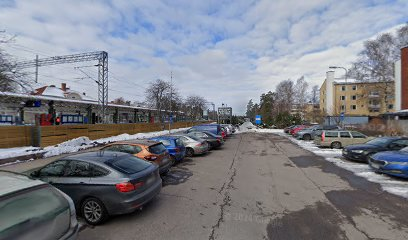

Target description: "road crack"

left=208, top=134, right=243, bottom=240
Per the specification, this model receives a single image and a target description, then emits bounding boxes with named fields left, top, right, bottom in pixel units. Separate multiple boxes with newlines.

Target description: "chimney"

left=401, top=47, right=408, bottom=110
left=61, top=83, right=67, bottom=92
left=325, top=71, right=335, bottom=115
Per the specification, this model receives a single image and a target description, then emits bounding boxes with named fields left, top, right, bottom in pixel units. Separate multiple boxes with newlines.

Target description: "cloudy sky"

left=1, top=0, right=407, bottom=114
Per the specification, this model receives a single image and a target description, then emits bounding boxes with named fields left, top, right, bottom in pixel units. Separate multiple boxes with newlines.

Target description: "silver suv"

left=0, top=170, right=79, bottom=240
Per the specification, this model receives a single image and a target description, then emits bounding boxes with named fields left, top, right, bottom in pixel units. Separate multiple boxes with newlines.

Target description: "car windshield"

left=105, top=155, right=151, bottom=174
left=148, top=143, right=167, bottom=154
left=0, top=186, right=70, bottom=239
left=188, top=135, right=202, bottom=141
left=366, top=138, right=393, bottom=146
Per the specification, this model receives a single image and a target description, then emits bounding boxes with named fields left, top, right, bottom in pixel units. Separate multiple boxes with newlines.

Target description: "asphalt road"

left=75, top=132, right=408, bottom=240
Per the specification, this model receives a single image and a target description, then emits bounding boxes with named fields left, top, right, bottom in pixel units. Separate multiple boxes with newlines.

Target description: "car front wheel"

left=303, top=134, right=311, bottom=141
left=81, top=197, right=108, bottom=225
left=186, top=148, right=194, bottom=157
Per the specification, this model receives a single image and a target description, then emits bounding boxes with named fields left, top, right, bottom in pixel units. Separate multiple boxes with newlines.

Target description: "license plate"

left=162, top=157, right=169, bottom=164
left=371, top=163, right=380, bottom=169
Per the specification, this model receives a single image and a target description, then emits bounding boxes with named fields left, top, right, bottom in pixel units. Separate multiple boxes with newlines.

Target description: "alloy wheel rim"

left=84, top=200, right=102, bottom=222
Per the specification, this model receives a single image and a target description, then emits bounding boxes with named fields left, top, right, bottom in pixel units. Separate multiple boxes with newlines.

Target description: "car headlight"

left=351, top=150, right=364, bottom=154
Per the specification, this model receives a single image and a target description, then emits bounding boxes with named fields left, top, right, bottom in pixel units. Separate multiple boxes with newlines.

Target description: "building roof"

left=333, top=79, right=395, bottom=85
left=0, top=91, right=154, bottom=111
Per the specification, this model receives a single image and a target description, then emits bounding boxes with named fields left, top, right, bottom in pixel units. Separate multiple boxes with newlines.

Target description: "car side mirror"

left=30, top=170, right=39, bottom=178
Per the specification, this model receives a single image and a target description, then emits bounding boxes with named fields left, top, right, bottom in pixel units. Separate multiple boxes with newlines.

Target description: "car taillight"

left=196, top=143, right=202, bottom=147
left=175, top=148, right=180, bottom=153
left=144, top=155, right=157, bottom=161
left=321, top=132, right=325, bottom=142
left=116, top=182, right=135, bottom=192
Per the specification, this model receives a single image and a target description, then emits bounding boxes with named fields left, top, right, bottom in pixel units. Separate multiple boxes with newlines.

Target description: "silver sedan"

left=170, top=134, right=209, bottom=157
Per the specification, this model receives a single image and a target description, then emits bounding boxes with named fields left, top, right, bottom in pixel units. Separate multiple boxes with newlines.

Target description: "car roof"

left=63, top=151, right=130, bottom=163
left=0, top=170, right=46, bottom=197
left=108, top=139, right=160, bottom=146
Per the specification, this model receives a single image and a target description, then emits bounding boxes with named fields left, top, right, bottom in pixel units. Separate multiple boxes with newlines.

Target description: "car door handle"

left=79, top=182, right=85, bottom=184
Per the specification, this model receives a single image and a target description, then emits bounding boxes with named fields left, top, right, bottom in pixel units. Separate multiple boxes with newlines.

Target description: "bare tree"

left=0, top=32, right=31, bottom=93
left=311, top=85, right=319, bottom=104
left=145, top=79, right=171, bottom=122
left=184, top=95, right=207, bottom=120
left=275, top=79, right=294, bottom=114
left=111, top=97, right=131, bottom=105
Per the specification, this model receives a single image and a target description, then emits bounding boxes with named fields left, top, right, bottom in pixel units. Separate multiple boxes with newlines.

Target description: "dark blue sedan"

left=369, top=147, right=408, bottom=178
left=149, top=136, right=186, bottom=162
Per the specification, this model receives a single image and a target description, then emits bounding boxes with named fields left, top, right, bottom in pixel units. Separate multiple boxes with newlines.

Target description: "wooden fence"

left=0, top=121, right=206, bottom=148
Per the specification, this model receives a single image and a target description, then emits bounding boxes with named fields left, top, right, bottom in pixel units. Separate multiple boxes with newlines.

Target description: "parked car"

left=284, top=125, right=297, bottom=134
left=187, top=124, right=224, bottom=138
left=314, top=130, right=372, bottom=149
left=343, top=137, right=408, bottom=162
left=0, top=170, right=79, bottom=240
left=187, top=131, right=224, bottom=149
left=368, top=147, right=408, bottom=178
left=101, top=140, right=172, bottom=175
left=221, top=124, right=234, bottom=135
left=30, top=151, right=162, bottom=225
left=290, top=125, right=308, bottom=136
left=149, top=136, right=186, bottom=162
left=170, top=134, right=209, bottom=157
left=295, top=125, right=340, bottom=140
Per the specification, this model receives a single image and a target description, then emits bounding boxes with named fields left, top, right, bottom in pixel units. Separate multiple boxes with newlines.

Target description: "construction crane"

left=16, top=51, right=109, bottom=123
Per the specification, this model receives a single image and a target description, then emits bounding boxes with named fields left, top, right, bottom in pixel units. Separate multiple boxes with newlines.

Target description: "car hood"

left=371, top=151, right=408, bottom=162
left=345, top=144, right=381, bottom=151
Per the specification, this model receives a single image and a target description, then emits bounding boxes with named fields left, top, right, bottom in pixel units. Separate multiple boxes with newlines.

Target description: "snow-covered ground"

left=261, top=130, right=408, bottom=199
left=0, top=127, right=190, bottom=166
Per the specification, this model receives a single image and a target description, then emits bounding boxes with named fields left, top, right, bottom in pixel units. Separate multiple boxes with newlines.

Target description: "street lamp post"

left=329, top=66, right=348, bottom=123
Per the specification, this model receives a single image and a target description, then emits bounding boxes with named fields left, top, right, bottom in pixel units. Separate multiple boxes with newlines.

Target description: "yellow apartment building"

left=320, top=71, right=395, bottom=117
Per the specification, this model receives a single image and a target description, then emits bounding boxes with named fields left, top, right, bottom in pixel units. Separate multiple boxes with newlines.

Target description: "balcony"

left=368, top=104, right=381, bottom=109
left=368, top=92, right=380, bottom=98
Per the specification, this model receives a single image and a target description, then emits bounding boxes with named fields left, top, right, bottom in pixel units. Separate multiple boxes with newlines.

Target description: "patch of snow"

left=277, top=132, right=408, bottom=199
left=42, top=86, right=66, bottom=98
left=0, top=147, right=44, bottom=160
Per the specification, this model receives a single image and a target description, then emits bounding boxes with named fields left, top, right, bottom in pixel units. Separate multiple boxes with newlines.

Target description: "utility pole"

left=35, top=54, right=39, bottom=83
left=169, top=71, right=173, bottom=133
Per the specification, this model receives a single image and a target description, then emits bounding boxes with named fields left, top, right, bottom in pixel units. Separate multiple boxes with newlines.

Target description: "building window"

left=341, top=105, right=345, bottom=111
left=351, top=105, right=357, bottom=110
left=340, top=96, right=345, bottom=100
left=352, top=85, right=357, bottom=90
left=341, top=86, right=346, bottom=91
left=388, top=104, right=394, bottom=110
left=361, top=105, right=364, bottom=107
left=352, top=95, right=356, bottom=100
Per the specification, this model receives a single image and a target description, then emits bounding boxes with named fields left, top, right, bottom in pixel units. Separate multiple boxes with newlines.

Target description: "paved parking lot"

left=75, top=132, right=408, bottom=240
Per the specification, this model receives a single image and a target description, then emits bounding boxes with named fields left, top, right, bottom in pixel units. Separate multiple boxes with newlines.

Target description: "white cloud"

left=0, top=0, right=407, bottom=114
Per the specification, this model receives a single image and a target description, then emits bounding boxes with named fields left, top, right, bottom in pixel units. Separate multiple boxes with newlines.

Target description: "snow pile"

left=279, top=133, right=408, bottom=199
left=238, top=122, right=256, bottom=132
left=43, top=136, right=93, bottom=158
left=1, top=127, right=190, bottom=164
left=0, top=147, right=44, bottom=159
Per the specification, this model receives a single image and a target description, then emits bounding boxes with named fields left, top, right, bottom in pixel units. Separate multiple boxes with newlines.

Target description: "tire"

left=303, top=134, right=311, bottom=141
left=186, top=148, right=194, bottom=157
left=81, top=197, right=108, bottom=225
left=331, top=141, right=342, bottom=149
